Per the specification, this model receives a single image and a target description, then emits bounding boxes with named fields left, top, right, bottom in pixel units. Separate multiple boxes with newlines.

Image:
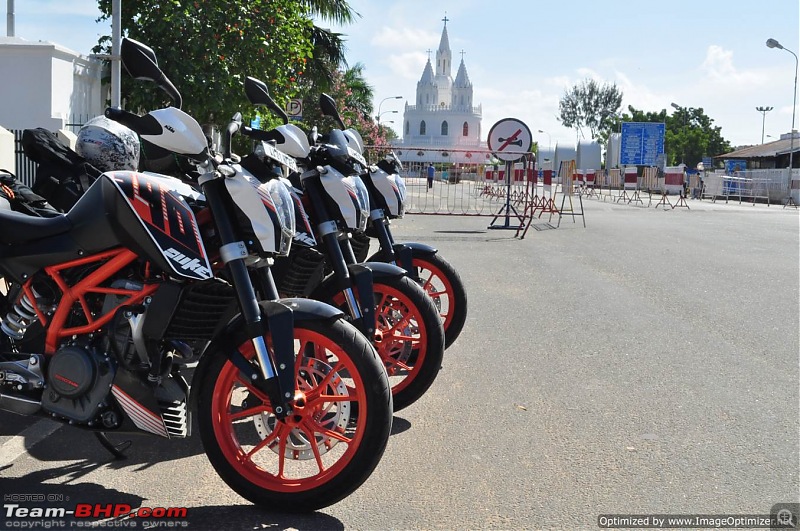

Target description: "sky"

left=6, top=0, right=800, bottom=149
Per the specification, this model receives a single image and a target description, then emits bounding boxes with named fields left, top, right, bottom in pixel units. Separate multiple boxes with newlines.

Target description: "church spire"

left=454, top=57, right=471, bottom=88
left=435, top=15, right=452, bottom=78
left=419, top=58, right=434, bottom=84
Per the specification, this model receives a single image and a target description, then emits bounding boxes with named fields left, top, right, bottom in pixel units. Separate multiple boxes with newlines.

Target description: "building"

left=0, top=36, right=103, bottom=131
left=714, top=132, right=800, bottom=169
left=393, top=18, right=485, bottom=165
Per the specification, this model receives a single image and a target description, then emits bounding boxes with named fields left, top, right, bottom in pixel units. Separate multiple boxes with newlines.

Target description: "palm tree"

left=300, top=0, right=359, bottom=92
left=300, top=0, right=358, bottom=25
left=342, top=63, right=373, bottom=118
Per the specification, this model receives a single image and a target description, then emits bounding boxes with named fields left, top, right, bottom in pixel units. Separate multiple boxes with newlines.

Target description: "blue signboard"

left=724, top=159, right=747, bottom=174
left=620, top=122, right=665, bottom=166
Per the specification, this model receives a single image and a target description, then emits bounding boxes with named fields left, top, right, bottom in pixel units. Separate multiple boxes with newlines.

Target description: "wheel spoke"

left=427, top=289, right=447, bottom=298
left=304, top=361, right=342, bottom=401
left=229, top=404, right=270, bottom=422
left=235, top=375, right=272, bottom=405
left=420, top=274, right=435, bottom=293
left=304, top=422, right=351, bottom=444
left=381, top=312, right=411, bottom=336
left=276, top=430, right=288, bottom=478
left=245, top=423, right=282, bottom=461
left=299, top=421, right=326, bottom=474
left=384, top=355, right=412, bottom=372
left=313, top=393, right=354, bottom=403
left=373, top=291, right=388, bottom=311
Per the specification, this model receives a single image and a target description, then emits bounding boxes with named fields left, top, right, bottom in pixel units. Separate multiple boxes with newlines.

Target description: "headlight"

left=265, top=179, right=295, bottom=256
left=352, top=176, right=370, bottom=232
left=394, top=174, right=406, bottom=218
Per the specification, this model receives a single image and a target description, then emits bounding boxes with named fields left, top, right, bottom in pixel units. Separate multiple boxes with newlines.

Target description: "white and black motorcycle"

left=0, top=37, right=393, bottom=513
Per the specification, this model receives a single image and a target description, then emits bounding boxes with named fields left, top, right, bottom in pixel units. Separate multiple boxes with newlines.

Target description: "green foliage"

left=558, top=79, right=623, bottom=142
left=95, top=1, right=314, bottom=127
left=295, top=66, right=392, bottom=161
left=609, top=105, right=732, bottom=167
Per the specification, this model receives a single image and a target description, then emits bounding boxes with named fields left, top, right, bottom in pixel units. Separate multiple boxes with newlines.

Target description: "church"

left=393, top=17, right=485, bottom=165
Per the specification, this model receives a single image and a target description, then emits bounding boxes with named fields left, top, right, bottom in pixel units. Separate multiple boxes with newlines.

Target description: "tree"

left=610, top=105, right=732, bottom=167
left=298, top=66, right=390, bottom=161
left=558, top=79, right=623, bottom=142
left=298, top=0, right=360, bottom=92
left=95, top=1, right=314, bottom=128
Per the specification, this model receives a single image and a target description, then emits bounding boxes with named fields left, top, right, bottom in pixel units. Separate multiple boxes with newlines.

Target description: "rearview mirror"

left=320, top=93, right=345, bottom=129
left=120, top=38, right=183, bottom=108
left=244, top=76, right=288, bottom=124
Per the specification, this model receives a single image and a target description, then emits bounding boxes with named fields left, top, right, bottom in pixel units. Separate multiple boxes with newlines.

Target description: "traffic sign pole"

left=486, top=118, right=532, bottom=230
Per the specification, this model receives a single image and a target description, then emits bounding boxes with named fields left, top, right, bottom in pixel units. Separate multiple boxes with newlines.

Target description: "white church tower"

left=395, top=16, right=483, bottom=164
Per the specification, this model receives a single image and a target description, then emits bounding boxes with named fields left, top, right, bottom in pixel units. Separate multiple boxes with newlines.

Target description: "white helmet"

left=76, top=116, right=140, bottom=172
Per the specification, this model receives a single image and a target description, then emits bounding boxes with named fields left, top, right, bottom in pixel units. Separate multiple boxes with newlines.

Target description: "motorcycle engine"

left=41, top=344, right=116, bottom=425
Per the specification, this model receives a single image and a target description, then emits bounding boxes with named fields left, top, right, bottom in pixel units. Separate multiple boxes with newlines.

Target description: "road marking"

left=0, top=419, right=62, bottom=467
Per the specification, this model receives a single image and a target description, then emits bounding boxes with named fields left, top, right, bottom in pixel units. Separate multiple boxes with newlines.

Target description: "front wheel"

left=334, top=275, right=445, bottom=411
left=195, top=318, right=393, bottom=512
left=411, top=253, right=468, bottom=349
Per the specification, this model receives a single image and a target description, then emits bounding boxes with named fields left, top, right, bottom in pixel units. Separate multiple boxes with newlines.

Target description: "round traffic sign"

left=487, top=118, right=532, bottom=162
left=286, top=98, right=303, bottom=118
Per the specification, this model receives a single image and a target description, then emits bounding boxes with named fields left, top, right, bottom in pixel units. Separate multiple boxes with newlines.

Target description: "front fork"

left=304, top=176, right=377, bottom=337
left=368, top=210, right=416, bottom=278
left=201, top=178, right=295, bottom=419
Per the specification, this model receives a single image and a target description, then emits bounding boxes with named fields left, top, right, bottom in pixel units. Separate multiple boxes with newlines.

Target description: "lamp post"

left=756, top=106, right=774, bottom=144
left=537, top=129, right=551, bottom=152
left=766, top=38, right=798, bottom=180
left=377, top=96, right=403, bottom=124
left=377, top=110, right=398, bottom=124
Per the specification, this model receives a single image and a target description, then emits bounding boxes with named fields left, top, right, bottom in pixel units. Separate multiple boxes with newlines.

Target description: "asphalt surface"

left=0, top=195, right=798, bottom=530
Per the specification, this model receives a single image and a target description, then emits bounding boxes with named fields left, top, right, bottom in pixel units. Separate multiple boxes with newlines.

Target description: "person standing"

left=427, top=163, right=435, bottom=190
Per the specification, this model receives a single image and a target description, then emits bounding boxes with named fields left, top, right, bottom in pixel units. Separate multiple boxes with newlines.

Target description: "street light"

left=766, top=38, right=798, bottom=184
left=537, top=129, right=551, bottom=152
left=377, top=110, right=398, bottom=124
left=377, top=95, right=403, bottom=124
left=756, top=106, right=774, bottom=144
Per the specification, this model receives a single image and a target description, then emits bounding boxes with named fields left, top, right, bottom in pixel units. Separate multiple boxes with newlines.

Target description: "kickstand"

left=94, top=432, right=131, bottom=460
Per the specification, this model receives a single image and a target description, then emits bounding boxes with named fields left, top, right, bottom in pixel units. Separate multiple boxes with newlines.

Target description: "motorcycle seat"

left=0, top=209, right=73, bottom=245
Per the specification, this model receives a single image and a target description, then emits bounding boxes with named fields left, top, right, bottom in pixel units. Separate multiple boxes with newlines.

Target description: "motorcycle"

left=237, top=79, right=444, bottom=411
left=337, top=132, right=468, bottom=350
left=0, top=37, right=393, bottom=512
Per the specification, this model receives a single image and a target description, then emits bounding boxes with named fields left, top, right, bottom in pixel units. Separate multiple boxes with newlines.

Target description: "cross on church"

left=442, top=13, right=449, bottom=26
left=460, top=50, right=466, bottom=59
left=426, top=49, right=432, bottom=60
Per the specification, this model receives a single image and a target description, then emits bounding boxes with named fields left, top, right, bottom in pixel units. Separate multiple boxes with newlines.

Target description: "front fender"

left=361, top=260, right=407, bottom=278
left=368, top=241, right=438, bottom=263
left=367, top=242, right=438, bottom=277
left=190, top=299, right=344, bottom=408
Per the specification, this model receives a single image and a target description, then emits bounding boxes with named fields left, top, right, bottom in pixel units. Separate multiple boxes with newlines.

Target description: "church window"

left=441, top=121, right=448, bottom=136
left=462, top=122, right=469, bottom=136
left=420, top=121, right=426, bottom=135
left=460, top=95, right=464, bottom=106
left=405, top=121, right=409, bottom=135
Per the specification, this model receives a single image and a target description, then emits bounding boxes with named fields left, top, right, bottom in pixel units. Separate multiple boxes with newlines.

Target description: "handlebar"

left=241, top=125, right=285, bottom=144
left=221, top=113, right=243, bottom=159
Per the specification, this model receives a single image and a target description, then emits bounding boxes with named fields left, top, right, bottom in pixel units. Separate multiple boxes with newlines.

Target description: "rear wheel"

left=196, top=318, right=392, bottom=512
left=333, top=275, right=444, bottom=411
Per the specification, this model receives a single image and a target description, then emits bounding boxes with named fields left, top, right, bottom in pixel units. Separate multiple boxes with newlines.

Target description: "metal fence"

left=12, top=129, right=37, bottom=188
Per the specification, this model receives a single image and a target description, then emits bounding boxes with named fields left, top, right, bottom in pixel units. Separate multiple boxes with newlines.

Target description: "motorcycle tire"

left=410, top=253, right=467, bottom=349
left=333, top=275, right=445, bottom=411
left=195, top=317, right=393, bottom=512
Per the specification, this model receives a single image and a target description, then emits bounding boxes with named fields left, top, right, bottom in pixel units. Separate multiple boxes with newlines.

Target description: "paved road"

left=1, top=197, right=798, bottom=530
